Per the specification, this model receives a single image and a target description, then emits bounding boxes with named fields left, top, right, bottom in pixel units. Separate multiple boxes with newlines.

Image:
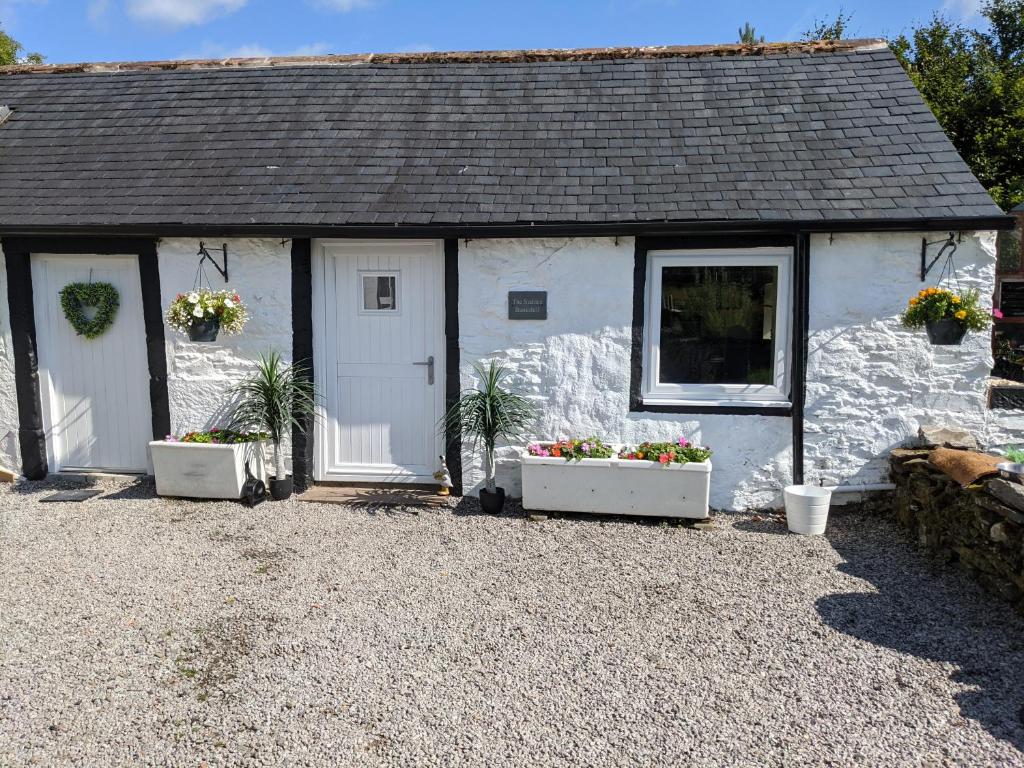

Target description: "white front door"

left=314, top=240, right=446, bottom=482
left=32, top=255, right=152, bottom=473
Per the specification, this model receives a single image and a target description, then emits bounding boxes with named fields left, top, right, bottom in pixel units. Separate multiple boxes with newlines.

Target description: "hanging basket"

left=188, top=317, right=221, bottom=342
left=925, top=318, right=967, bottom=346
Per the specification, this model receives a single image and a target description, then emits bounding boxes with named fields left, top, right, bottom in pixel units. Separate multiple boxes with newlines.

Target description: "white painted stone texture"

left=157, top=238, right=293, bottom=458
left=0, top=232, right=1016, bottom=500
left=457, top=237, right=792, bottom=511
left=805, top=231, right=1005, bottom=489
left=459, top=233, right=1012, bottom=510
left=0, top=253, right=20, bottom=473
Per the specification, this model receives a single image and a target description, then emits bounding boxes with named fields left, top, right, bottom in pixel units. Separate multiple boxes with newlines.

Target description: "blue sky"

left=0, top=0, right=988, bottom=64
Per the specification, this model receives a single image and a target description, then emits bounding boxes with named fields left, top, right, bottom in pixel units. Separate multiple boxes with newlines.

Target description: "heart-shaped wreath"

left=59, top=282, right=120, bottom=339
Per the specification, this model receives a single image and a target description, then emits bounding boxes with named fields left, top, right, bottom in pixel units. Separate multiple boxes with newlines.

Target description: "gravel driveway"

left=2, top=476, right=1024, bottom=767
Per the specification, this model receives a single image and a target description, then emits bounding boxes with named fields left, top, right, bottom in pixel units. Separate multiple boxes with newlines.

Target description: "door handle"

left=414, top=356, right=434, bottom=385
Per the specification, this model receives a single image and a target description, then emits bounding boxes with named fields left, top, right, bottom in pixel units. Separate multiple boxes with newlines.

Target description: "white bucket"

left=783, top=485, right=833, bottom=535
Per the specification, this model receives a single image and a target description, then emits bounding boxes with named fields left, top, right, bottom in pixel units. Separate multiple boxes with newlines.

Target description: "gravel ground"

left=2, top=476, right=1024, bottom=767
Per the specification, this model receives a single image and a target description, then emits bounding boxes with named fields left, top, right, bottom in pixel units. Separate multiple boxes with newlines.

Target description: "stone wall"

left=0, top=252, right=19, bottom=473
left=890, top=450, right=1024, bottom=610
left=157, top=238, right=293, bottom=442
left=806, top=231, right=1000, bottom=489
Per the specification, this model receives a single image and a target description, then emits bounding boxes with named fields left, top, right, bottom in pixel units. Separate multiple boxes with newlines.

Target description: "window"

left=642, top=248, right=792, bottom=407
left=360, top=272, right=398, bottom=312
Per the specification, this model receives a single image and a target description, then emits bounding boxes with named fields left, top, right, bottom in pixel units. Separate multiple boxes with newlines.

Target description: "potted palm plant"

left=444, top=361, right=535, bottom=514
left=229, top=351, right=317, bottom=500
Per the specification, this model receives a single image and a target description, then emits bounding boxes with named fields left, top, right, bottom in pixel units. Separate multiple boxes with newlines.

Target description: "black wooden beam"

left=137, top=242, right=171, bottom=442
left=0, top=215, right=1014, bottom=241
left=443, top=238, right=463, bottom=496
left=2, top=244, right=46, bottom=479
left=791, top=232, right=811, bottom=486
left=290, top=237, right=315, bottom=492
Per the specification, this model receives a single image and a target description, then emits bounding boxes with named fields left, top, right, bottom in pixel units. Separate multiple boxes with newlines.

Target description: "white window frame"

left=642, top=247, right=793, bottom=408
left=358, top=270, right=401, bottom=315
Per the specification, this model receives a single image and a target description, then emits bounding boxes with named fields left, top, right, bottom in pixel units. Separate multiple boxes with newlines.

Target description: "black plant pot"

left=479, top=486, right=506, bottom=514
left=188, top=317, right=221, bottom=342
left=925, top=318, right=967, bottom=346
left=269, top=475, right=293, bottom=501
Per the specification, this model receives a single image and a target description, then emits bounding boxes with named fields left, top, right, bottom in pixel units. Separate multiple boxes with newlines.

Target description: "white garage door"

left=314, top=240, right=446, bottom=483
left=32, top=255, right=152, bottom=473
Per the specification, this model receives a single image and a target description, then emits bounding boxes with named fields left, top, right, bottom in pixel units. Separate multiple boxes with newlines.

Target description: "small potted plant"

left=900, top=287, right=989, bottom=345
left=166, top=288, right=248, bottom=342
left=229, top=351, right=317, bottom=501
left=444, top=361, right=535, bottom=514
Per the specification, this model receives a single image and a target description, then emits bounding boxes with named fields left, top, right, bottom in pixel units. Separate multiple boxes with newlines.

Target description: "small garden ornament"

left=900, top=287, right=989, bottom=345
left=433, top=455, right=453, bottom=496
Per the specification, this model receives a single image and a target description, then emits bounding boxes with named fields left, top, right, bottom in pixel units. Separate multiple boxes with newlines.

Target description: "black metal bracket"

left=198, top=242, right=228, bottom=283
left=920, top=232, right=957, bottom=282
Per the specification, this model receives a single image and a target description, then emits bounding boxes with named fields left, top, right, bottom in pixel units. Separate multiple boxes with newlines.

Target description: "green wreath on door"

left=59, top=282, right=120, bottom=339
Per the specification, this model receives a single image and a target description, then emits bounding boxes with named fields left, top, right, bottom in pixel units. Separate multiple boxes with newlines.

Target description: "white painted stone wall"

left=459, top=232, right=1014, bottom=511
left=157, top=238, right=293, bottom=462
left=0, top=253, right=21, bottom=474
left=457, top=237, right=792, bottom=510
left=805, top=231, right=1004, bottom=488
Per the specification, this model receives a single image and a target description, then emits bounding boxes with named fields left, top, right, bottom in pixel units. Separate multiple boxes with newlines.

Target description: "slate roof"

left=0, top=41, right=1006, bottom=230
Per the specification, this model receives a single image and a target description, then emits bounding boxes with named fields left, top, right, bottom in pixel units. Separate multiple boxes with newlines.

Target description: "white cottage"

left=0, top=41, right=1015, bottom=509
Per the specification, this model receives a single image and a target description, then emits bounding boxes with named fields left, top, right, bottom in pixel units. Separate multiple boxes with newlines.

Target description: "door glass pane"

left=658, top=265, right=778, bottom=385
left=362, top=274, right=397, bottom=311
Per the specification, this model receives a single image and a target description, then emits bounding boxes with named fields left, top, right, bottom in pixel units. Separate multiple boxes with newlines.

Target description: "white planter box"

left=521, top=452, right=711, bottom=519
left=149, top=440, right=268, bottom=499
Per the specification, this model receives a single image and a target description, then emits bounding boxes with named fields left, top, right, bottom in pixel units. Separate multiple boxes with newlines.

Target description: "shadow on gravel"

left=817, top=517, right=1024, bottom=750
left=8, top=474, right=156, bottom=500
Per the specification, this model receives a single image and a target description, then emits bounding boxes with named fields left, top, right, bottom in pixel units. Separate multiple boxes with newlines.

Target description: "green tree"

left=0, top=23, right=43, bottom=66
left=738, top=22, right=764, bottom=45
left=891, top=0, right=1024, bottom=210
left=803, top=9, right=855, bottom=41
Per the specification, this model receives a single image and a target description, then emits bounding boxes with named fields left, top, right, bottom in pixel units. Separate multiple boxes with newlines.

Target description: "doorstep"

left=297, top=483, right=452, bottom=508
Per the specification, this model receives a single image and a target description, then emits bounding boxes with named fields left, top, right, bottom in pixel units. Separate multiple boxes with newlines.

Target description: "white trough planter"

left=149, top=440, right=268, bottom=500
left=521, top=452, right=711, bottom=519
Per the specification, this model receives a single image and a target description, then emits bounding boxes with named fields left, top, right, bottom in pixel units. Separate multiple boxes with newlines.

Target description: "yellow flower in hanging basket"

left=951, top=295, right=962, bottom=304
left=955, top=310, right=967, bottom=320
left=909, top=297, right=919, bottom=306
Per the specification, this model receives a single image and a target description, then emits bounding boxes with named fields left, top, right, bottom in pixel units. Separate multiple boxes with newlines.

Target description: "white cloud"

left=397, top=43, right=435, bottom=53
left=127, top=0, right=248, bottom=27
left=942, top=0, right=983, bottom=21
left=307, top=0, right=374, bottom=12
left=179, top=41, right=333, bottom=60
left=88, top=0, right=111, bottom=23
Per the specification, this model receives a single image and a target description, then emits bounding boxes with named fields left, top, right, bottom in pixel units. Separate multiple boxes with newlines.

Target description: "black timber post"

left=791, top=232, right=811, bottom=486
left=444, top=238, right=463, bottom=496
left=291, top=237, right=315, bottom=492
left=2, top=243, right=47, bottom=479
left=138, top=242, right=171, bottom=442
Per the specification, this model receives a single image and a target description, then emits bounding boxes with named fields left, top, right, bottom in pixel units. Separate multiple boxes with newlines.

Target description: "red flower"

left=233, top=294, right=240, bottom=302
left=659, top=453, right=670, bottom=464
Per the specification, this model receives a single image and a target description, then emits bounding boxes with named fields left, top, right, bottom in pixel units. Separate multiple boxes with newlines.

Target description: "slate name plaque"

left=508, top=291, right=547, bottom=320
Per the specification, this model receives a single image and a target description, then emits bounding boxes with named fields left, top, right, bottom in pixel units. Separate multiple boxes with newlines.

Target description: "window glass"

left=658, top=265, right=777, bottom=386
left=362, top=274, right=397, bottom=311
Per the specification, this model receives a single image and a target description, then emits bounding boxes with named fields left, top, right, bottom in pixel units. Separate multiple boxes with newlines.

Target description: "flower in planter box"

left=619, top=439, right=712, bottom=465
left=528, top=438, right=614, bottom=460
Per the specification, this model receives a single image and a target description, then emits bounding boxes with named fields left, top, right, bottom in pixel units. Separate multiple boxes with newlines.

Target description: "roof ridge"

left=0, top=38, right=889, bottom=76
